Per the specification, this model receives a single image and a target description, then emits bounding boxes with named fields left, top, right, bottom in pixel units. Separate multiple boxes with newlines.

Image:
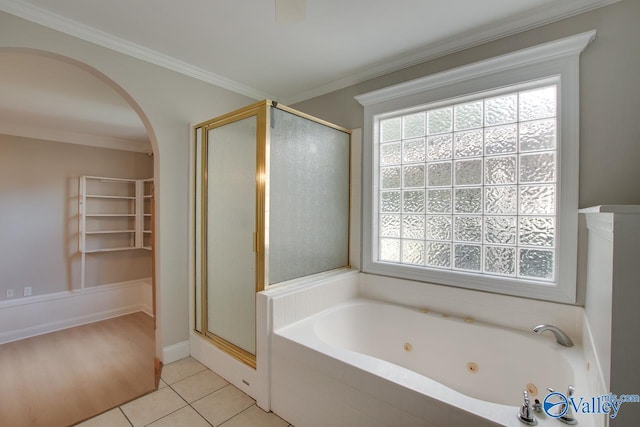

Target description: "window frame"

left=356, top=31, right=596, bottom=304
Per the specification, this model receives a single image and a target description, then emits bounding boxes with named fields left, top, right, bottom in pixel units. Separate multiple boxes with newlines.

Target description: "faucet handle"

left=518, top=390, right=538, bottom=425
left=559, top=385, right=578, bottom=425
left=533, top=399, right=542, bottom=413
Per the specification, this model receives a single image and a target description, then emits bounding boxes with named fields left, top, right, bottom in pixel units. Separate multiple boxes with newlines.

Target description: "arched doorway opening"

left=0, top=48, right=161, bottom=427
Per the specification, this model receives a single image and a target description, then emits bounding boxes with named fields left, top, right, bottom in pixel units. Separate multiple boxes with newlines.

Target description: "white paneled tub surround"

left=271, top=298, right=596, bottom=427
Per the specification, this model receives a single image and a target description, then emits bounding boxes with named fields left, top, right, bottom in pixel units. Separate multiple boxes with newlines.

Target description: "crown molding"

left=284, top=0, right=621, bottom=105
left=0, top=0, right=274, bottom=101
left=355, top=30, right=596, bottom=107
left=0, top=0, right=622, bottom=105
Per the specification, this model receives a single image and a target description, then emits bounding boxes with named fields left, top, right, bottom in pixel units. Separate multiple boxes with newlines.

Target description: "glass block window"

left=376, top=83, right=557, bottom=282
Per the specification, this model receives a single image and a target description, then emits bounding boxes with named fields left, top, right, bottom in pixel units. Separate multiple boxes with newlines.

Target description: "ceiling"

left=0, top=0, right=619, bottom=152
left=0, top=0, right=620, bottom=105
left=0, top=51, right=151, bottom=152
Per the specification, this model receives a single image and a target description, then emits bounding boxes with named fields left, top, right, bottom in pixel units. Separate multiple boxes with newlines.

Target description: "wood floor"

left=0, top=312, right=155, bottom=427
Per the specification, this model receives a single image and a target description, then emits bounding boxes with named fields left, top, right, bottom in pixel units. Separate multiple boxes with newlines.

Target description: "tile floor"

left=76, top=357, right=292, bottom=427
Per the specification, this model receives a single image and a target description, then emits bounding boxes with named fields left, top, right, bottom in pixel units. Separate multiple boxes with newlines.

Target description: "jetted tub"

left=271, top=298, right=596, bottom=427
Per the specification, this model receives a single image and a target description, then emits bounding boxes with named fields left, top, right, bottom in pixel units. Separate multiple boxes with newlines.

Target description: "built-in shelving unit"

left=79, top=176, right=153, bottom=288
left=142, top=178, right=153, bottom=250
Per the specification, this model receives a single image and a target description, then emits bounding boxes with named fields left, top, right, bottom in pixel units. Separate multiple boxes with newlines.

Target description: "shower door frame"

left=194, top=100, right=352, bottom=368
left=196, top=101, right=267, bottom=368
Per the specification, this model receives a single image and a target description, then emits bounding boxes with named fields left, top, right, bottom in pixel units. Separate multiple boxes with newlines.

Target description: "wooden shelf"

left=85, top=230, right=136, bottom=235
left=83, top=247, right=140, bottom=253
left=86, top=195, right=135, bottom=199
left=84, top=176, right=136, bottom=183
left=79, top=175, right=153, bottom=288
left=86, top=214, right=136, bottom=217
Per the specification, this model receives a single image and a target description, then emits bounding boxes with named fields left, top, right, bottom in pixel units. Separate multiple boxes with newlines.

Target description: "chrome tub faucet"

left=533, top=324, right=574, bottom=347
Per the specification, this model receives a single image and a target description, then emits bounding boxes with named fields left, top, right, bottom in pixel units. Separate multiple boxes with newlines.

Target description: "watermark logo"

left=543, top=391, right=640, bottom=419
left=543, top=391, right=569, bottom=418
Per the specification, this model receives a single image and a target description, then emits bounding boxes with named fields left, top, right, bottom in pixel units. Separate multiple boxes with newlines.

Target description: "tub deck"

left=272, top=298, right=596, bottom=427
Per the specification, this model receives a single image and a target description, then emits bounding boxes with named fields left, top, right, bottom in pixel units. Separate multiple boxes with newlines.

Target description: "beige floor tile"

left=147, top=406, right=211, bottom=427
left=158, top=379, right=168, bottom=389
left=120, top=387, right=187, bottom=426
left=172, top=369, right=229, bottom=403
left=74, top=408, right=131, bottom=427
left=192, top=385, right=254, bottom=426
left=161, top=357, right=207, bottom=384
left=220, top=405, right=289, bottom=427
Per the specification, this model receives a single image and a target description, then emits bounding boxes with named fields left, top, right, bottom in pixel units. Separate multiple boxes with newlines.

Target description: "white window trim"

left=356, top=30, right=596, bottom=304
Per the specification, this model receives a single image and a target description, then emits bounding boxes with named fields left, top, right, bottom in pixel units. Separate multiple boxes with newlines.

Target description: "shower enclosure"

left=194, top=101, right=351, bottom=367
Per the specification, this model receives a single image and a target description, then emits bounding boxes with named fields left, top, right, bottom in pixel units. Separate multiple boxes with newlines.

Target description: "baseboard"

left=141, top=278, right=154, bottom=317
left=162, top=340, right=190, bottom=364
left=142, top=304, right=155, bottom=318
left=0, top=278, right=152, bottom=345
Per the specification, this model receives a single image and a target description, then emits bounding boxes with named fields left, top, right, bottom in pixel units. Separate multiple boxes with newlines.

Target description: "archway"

left=0, top=48, right=161, bottom=427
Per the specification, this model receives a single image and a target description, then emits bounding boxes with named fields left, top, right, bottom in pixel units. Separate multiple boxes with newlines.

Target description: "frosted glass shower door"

left=194, top=101, right=347, bottom=366
left=269, top=108, right=351, bottom=284
left=206, top=116, right=257, bottom=355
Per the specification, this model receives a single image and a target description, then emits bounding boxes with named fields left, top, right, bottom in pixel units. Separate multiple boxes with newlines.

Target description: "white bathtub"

left=271, top=298, right=596, bottom=427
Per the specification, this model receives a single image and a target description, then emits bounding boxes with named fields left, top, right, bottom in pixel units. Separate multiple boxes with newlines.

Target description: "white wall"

left=0, top=11, right=254, bottom=357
